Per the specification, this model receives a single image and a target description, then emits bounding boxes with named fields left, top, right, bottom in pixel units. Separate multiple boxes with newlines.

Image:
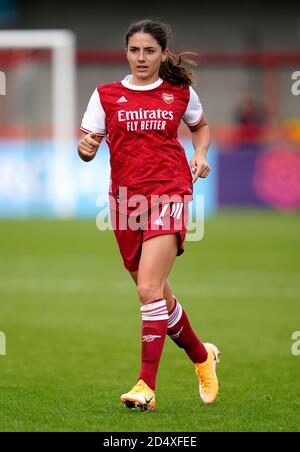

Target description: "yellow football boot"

left=120, top=379, right=156, bottom=411
left=195, top=342, right=221, bottom=404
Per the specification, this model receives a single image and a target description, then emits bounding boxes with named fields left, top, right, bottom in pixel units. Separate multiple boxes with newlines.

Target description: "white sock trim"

left=141, top=299, right=169, bottom=321
left=141, top=300, right=166, bottom=312
left=168, top=298, right=183, bottom=328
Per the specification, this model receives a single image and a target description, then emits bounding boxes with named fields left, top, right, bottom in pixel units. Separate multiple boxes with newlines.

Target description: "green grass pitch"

left=0, top=210, right=300, bottom=432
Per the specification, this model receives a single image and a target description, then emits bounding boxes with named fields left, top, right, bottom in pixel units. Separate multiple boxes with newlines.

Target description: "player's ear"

left=161, top=48, right=169, bottom=63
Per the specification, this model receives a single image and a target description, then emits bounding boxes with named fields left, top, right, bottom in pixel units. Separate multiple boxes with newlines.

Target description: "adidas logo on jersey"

left=117, top=96, right=128, bottom=103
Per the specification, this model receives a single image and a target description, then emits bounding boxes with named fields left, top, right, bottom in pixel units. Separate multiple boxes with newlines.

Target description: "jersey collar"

left=121, top=74, right=164, bottom=91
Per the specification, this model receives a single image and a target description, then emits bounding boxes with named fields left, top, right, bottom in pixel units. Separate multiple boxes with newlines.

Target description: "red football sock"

left=167, top=298, right=208, bottom=363
left=138, top=298, right=169, bottom=390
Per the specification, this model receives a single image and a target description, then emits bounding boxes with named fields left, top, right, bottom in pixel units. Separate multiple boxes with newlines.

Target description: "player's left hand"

left=190, top=153, right=210, bottom=183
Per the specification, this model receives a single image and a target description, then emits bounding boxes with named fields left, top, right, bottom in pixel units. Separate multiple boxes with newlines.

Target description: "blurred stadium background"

left=0, top=0, right=299, bottom=432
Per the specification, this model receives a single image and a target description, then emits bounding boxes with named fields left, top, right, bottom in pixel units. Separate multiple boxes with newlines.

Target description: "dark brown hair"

left=125, top=19, right=196, bottom=87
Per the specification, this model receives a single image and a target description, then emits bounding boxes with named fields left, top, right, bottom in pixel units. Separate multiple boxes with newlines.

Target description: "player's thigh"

left=138, top=233, right=178, bottom=288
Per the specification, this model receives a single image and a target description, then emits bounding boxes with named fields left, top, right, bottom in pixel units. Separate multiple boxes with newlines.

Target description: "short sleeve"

left=80, top=89, right=106, bottom=136
left=182, top=86, right=204, bottom=127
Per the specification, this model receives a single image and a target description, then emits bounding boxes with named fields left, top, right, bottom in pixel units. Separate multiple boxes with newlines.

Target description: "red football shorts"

left=110, top=202, right=189, bottom=272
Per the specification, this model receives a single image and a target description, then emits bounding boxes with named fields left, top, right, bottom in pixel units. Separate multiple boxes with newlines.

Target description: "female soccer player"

left=78, top=19, right=220, bottom=411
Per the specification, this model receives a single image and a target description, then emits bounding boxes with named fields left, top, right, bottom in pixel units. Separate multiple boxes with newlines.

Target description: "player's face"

left=126, top=32, right=168, bottom=85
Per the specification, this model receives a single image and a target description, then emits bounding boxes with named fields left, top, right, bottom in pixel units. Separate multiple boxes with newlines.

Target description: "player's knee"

left=137, top=282, right=162, bottom=305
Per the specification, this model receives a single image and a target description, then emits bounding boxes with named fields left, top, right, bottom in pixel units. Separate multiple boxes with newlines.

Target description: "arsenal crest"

left=162, top=93, right=174, bottom=104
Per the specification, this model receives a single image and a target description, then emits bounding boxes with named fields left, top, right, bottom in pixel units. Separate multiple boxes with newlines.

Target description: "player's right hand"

left=78, top=132, right=101, bottom=162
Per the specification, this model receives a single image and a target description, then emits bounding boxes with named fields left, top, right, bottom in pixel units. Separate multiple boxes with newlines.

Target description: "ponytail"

left=160, top=51, right=197, bottom=87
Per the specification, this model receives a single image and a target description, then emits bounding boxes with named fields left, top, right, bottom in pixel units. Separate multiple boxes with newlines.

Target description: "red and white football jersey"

left=80, top=75, right=204, bottom=213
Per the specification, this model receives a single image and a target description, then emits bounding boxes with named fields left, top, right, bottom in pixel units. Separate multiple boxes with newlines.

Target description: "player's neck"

left=130, top=74, right=160, bottom=86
